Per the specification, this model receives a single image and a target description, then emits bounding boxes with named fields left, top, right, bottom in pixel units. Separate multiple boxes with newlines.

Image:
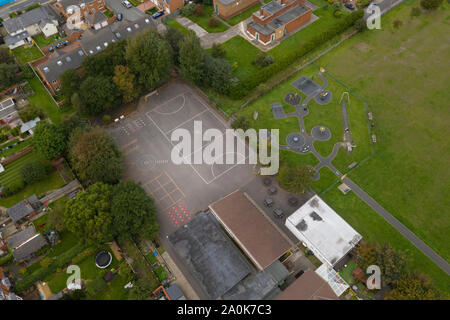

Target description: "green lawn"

left=12, top=45, right=43, bottom=64
left=226, top=3, right=262, bottom=26
left=0, top=151, right=39, bottom=186
left=0, top=170, right=65, bottom=207
left=187, top=5, right=229, bottom=33
left=33, top=33, right=62, bottom=48
left=166, top=18, right=191, bottom=35
left=0, top=138, right=33, bottom=158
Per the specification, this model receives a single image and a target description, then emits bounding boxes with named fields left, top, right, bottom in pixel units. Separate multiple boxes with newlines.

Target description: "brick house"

left=246, top=0, right=312, bottom=45
left=213, top=0, right=260, bottom=19
left=55, top=0, right=107, bottom=29
left=149, top=0, right=185, bottom=14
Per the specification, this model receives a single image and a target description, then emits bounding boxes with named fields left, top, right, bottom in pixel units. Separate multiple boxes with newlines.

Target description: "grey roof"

left=165, top=284, right=185, bottom=300
left=80, top=28, right=117, bottom=55
left=86, top=11, right=107, bottom=26
left=112, top=17, right=154, bottom=41
left=216, top=0, right=237, bottom=5
left=20, top=117, right=40, bottom=133
left=13, top=233, right=47, bottom=261
left=27, top=194, right=41, bottom=209
left=262, top=1, right=284, bottom=15
left=168, top=212, right=252, bottom=299
left=4, top=30, right=30, bottom=46
left=248, top=21, right=273, bottom=36
left=39, top=48, right=85, bottom=82
left=0, top=98, right=17, bottom=119
left=222, top=260, right=289, bottom=300
left=7, top=226, right=36, bottom=248
left=3, top=5, right=58, bottom=34
left=267, top=3, right=310, bottom=29
left=7, top=197, right=36, bottom=222
left=38, top=18, right=53, bottom=29
left=59, top=0, right=96, bottom=10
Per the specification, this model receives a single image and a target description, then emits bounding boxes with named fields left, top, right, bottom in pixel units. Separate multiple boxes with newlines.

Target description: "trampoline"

left=95, top=250, right=112, bottom=269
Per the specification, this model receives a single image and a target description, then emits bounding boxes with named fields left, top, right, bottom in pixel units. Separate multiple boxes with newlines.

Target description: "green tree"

left=68, top=127, right=124, bottom=184
left=64, top=182, right=114, bottom=244
left=60, top=112, right=89, bottom=138
left=231, top=116, right=250, bottom=131
left=48, top=200, right=66, bottom=231
left=19, top=159, right=52, bottom=185
left=357, top=241, right=379, bottom=271
left=278, top=164, right=314, bottom=193
left=179, top=33, right=204, bottom=85
left=420, top=0, right=443, bottom=10
left=125, top=30, right=172, bottom=90
left=111, top=181, right=159, bottom=239
left=128, top=278, right=156, bottom=300
left=33, top=122, right=67, bottom=160
left=164, top=27, right=184, bottom=65
left=211, top=43, right=226, bottom=59
left=386, top=272, right=440, bottom=300
left=79, top=76, right=119, bottom=116
left=0, top=63, right=21, bottom=89
left=82, top=41, right=126, bottom=77
left=0, top=47, right=15, bottom=64
left=378, top=242, right=408, bottom=285
left=203, top=56, right=233, bottom=94
left=60, top=69, right=81, bottom=101
left=112, top=65, right=140, bottom=103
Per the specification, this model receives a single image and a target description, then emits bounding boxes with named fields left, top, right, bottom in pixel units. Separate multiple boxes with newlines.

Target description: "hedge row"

left=15, top=243, right=85, bottom=293
left=228, top=10, right=364, bottom=99
left=0, top=250, right=13, bottom=265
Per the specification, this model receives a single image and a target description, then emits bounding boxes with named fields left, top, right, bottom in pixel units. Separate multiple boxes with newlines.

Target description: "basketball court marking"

left=150, top=93, right=188, bottom=115
left=143, top=171, right=185, bottom=210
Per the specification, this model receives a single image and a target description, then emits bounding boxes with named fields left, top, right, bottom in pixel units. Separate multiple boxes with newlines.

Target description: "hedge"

left=0, top=250, right=13, bottom=265
left=14, top=243, right=85, bottom=293
left=228, top=9, right=364, bottom=99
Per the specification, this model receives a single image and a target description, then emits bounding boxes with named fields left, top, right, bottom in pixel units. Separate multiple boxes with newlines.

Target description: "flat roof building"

left=285, top=195, right=362, bottom=267
left=209, top=190, right=292, bottom=271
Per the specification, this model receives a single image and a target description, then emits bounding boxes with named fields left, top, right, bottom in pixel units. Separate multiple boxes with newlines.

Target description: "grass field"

left=12, top=45, right=43, bottom=64
left=33, top=34, right=61, bottom=48
left=187, top=5, right=229, bottom=33
left=0, top=151, right=38, bottom=186
left=0, top=138, right=33, bottom=159
left=166, top=18, right=191, bottom=35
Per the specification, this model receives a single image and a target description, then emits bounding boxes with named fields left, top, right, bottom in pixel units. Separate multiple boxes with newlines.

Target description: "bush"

left=228, top=9, right=364, bottom=99
left=393, top=19, right=403, bottom=29
left=18, top=104, right=45, bottom=122
left=194, top=4, right=204, bottom=16
left=102, top=114, right=112, bottom=124
left=207, top=17, right=218, bottom=28
left=410, top=7, right=422, bottom=16
left=180, top=3, right=195, bottom=16
left=211, top=43, right=226, bottom=58
left=0, top=250, right=13, bottom=265
left=19, top=159, right=52, bottom=185
left=355, top=18, right=366, bottom=32
left=0, top=133, right=8, bottom=144
left=420, top=0, right=443, bottom=10
left=231, top=116, right=250, bottom=131
left=10, top=126, right=20, bottom=137
left=334, top=9, right=342, bottom=17
left=252, top=53, right=275, bottom=68
left=40, top=257, right=53, bottom=268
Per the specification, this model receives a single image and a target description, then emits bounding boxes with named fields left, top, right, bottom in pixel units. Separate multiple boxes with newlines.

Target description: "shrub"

left=355, top=18, right=366, bottom=32
left=328, top=0, right=334, bottom=3
left=0, top=250, right=13, bottom=265
left=102, top=114, right=112, bottom=124
left=180, top=3, right=195, bottom=16
left=334, top=9, right=342, bottom=17
left=211, top=43, right=226, bottom=58
left=194, top=4, right=204, bottom=16
left=0, top=133, right=8, bottom=144
left=207, top=17, right=218, bottom=28
left=393, top=19, right=403, bottom=29
left=18, top=104, right=45, bottom=122
left=420, top=0, right=443, bottom=10
left=231, top=116, right=250, bottom=131
left=40, top=257, right=53, bottom=268
left=10, top=126, right=20, bottom=136
left=19, top=159, right=52, bottom=185
left=252, top=53, right=275, bottom=68
left=410, top=7, right=422, bottom=16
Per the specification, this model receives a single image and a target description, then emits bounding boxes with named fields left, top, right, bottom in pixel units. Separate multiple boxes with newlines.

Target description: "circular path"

left=311, top=126, right=331, bottom=141
left=314, top=90, right=332, bottom=105
left=286, top=133, right=305, bottom=148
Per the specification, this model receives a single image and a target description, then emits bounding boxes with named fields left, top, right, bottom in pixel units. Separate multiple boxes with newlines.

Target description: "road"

left=0, top=0, right=46, bottom=20
left=104, top=0, right=145, bottom=22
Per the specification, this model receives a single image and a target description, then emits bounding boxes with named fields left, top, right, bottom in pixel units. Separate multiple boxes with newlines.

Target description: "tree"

left=420, top=0, right=443, bottom=10
left=79, top=76, right=119, bottom=116
left=377, top=242, right=408, bottom=285
left=355, top=18, right=366, bottom=32
left=207, top=17, right=218, bottom=27
left=231, top=116, right=250, bottom=131
left=68, top=127, right=124, bottom=184
left=82, top=41, right=126, bottom=77
left=0, top=47, right=15, bottom=64
left=0, top=63, right=20, bottom=89
left=357, top=241, right=379, bottom=271
left=64, top=182, right=114, bottom=244
left=125, top=30, right=172, bottom=90
left=60, top=69, right=81, bottom=100
left=111, top=181, right=159, bottom=239
left=113, top=65, right=140, bottom=103
left=164, top=27, right=184, bottom=65
left=70, top=92, right=85, bottom=114
left=33, top=122, right=67, bottom=160
left=252, top=53, right=274, bottom=68
left=48, top=200, right=66, bottom=231
left=386, top=272, right=439, bottom=300
left=18, top=103, right=45, bottom=122
left=211, top=43, right=226, bottom=59
left=60, top=112, right=89, bottom=138
left=203, top=56, right=232, bottom=94
left=179, top=32, right=204, bottom=85
left=278, top=164, right=314, bottom=193
left=128, top=278, right=156, bottom=300
left=19, top=160, right=52, bottom=185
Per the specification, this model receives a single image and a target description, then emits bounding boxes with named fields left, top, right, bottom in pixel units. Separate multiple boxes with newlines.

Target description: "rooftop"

left=4, top=30, right=30, bottom=46
left=285, top=195, right=362, bottom=266
left=20, top=117, right=41, bottom=133
left=13, top=233, right=47, bottom=261
left=0, top=98, right=17, bottom=119
left=7, top=226, right=36, bottom=248
left=267, top=3, right=310, bottom=29
left=275, top=270, right=338, bottom=300
left=168, top=212, right=252, bottom=299
left=7, top=195, right=39, bottom=222
left=39, top=47, right=85, bottom=83
left=3, top=5, right=57, bottom=35
left=209, top=190, right=292, bottom=271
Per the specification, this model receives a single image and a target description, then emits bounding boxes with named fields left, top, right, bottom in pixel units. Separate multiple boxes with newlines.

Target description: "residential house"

left=20, top=117, right=41, bottom=135
left=3, top=5, right=59, bottom=49
left=55, top=0, right=107, bottom=29
left=0, top=98, right=20, bottom=126
left=7, top=226, right=48, bottom=262
left=150, top=0, right=184, bottom=14
left=246, top=0, right=312, bottom=45
left=7, top=194, right=41, bottom=224
left=0, top=266, right=22, bottom=300
left=213, top=0, right=260, bottom=20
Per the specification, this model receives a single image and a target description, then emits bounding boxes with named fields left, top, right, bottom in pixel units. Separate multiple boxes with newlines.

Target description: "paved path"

left=272, top=71, right=450, bottom=275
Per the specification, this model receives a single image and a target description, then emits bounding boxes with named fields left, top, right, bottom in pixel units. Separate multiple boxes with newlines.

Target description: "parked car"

left=264, top=198, right=274, bottom=208
left=273, top=208, right=284, bottom=219
left=344, top=3, right=355, bottom=10
left=268, top=186, right=277, bottom=195
left=152, top=11, right=165, bottom=19
left=117, top=13, right=123, bottom=21
left=122, top=0, right=132, bottom=8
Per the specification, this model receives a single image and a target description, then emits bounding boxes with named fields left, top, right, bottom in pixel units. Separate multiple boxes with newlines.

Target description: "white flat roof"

left=285, top=195, right=362, bottom=266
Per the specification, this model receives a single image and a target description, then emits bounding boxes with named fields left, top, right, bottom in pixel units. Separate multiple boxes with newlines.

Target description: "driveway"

left=105, top=0, right=145, bottom=22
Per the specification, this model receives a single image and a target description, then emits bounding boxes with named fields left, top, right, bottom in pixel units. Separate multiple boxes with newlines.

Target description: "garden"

left=32, top=34, right=62, bottom=49
left=181, top=3, right=229, bottom=33
left=12, top=45, right=43, bottom=65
